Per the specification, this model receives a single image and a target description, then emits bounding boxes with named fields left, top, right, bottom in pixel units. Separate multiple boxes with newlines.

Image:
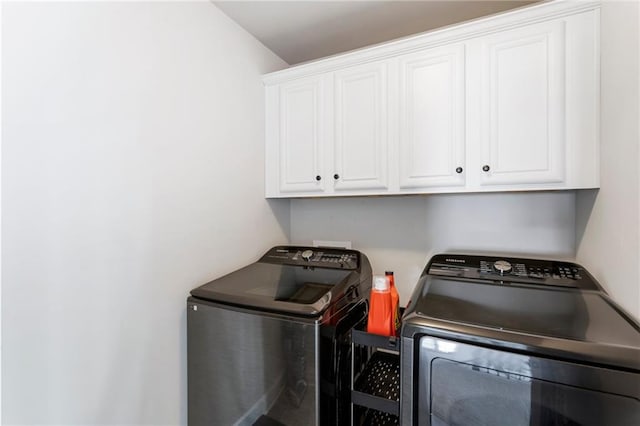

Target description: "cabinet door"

left=278, top=76, right=326, bottom=193
left=398, top=45, right=466, bottom=189
left=479, top=20, right=565, bottom=186
left=333, top=62, right=389, bottom=191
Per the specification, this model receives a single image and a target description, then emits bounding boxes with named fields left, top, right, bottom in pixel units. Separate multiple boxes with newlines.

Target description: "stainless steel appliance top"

left=402, top=253, right=640, bottom=371
left=190, top=246, right=372, bottom=317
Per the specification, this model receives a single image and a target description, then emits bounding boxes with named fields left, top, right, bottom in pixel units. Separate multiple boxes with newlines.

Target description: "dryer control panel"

left=426, top=254, right=600, bottom=291
left=260, top=246, right=359, bottom=270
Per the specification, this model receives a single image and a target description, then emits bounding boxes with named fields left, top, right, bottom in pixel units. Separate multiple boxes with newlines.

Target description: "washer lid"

left=190, top=262, right=356, bottom=316
left=404, top=277, right=640, bottom=370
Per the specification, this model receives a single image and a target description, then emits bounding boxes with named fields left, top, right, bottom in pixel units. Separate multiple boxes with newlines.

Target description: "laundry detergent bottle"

left=385, top=271, right=401, bottom=336
left=367, top=275, right=393, bottom=336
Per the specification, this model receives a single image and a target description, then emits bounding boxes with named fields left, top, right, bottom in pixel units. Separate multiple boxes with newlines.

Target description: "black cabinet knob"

left=482, top=165, right=490, bottom=172
left=455, top=167, right=463, bottom=174
left=333, top=174, right=340, bottom=180
left=315, top=175, right=321, bottom=181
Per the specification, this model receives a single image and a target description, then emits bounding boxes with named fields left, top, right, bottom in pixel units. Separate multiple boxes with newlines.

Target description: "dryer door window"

left=419, top=340, right=640, bottom=426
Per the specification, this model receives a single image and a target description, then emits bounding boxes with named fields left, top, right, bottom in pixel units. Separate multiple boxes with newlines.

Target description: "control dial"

left=493, top=260, right=512, bottom=275
left=301, top=249, right=314, bottom=261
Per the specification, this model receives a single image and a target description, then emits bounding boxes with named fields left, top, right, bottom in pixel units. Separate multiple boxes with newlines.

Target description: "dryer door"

left=417, top=337, right=640, bottom=426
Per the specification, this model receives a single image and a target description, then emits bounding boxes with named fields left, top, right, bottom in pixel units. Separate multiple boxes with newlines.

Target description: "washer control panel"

left=427, top=254, right=597, bottom=290
left=260, top=246, right=359, bottom=270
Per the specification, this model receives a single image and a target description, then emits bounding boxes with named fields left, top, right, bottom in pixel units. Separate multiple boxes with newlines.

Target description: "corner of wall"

left=0, top=1, right=4, bottom=420
left=576, top=0, right=640, bottom=319
left=267, top=198, right=293, bottom=243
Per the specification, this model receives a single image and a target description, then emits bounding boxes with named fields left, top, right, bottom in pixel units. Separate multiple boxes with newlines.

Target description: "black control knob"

left=301, top=250, right=314, bottom=261
left=315, top=175, right=321, bottom=181
left=493, top=260, right=512, bottom=275
left=482, top=165, right=490, bottom=172
left=456, top=167, right=463, bottom=174
left=334, top=174, right=340, bottom=180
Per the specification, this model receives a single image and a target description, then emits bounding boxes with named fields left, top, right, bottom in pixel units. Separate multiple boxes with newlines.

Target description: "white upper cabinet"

left=265, top=64, right=389, bottom=197
left=264, top=1, right=600, bottom=198
left=333, top=61, right=389, bottom=192
left=477, top=20, right=566, bottom=186
left=270, top=75, right=326, bottom=194
left=397, top=44, right=466, bottom=189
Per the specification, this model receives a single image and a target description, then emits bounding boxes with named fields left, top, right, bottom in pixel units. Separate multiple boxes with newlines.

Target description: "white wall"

left=1, top=2, right=289, bottom=425
left=291, top=192, right=576, bottom=304
left=0, top=3, right=3, bottom=422
left=576, top=0, right=640, bottom=320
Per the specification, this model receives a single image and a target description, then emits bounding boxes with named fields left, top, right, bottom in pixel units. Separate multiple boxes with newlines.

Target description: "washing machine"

left=188, top=245, right=372, bottom=426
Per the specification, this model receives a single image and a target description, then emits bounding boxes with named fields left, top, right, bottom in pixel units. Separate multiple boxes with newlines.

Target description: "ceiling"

left=214, top=0, right=539, bottom=65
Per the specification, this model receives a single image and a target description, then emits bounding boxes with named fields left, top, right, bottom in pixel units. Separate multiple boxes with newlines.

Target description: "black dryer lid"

left=404, top=277, right=640, bottom=371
